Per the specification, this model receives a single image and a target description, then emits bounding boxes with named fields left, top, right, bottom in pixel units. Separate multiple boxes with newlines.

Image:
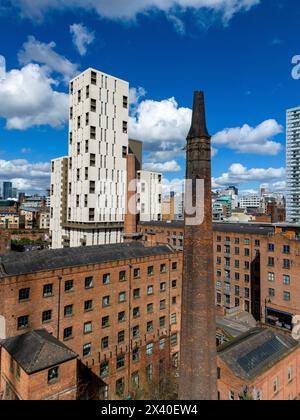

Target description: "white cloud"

left=0, top=159, right=50, bottom=193
left=143, top=160, right=181, bottom=172
left=0, top=61, right=69, bottom=129
left=18, top=36, right=78, bottom=83
left=70, top=23, right=95, bottom=56
left=20, top=148, right=32, bottom=154
left=129, top=95, right=191, bottom=152
left=162, top=177, right=185, bottom=196
left=0, top=56, right=5, bottom=81
left=212, top=119, right=283, bottom=155
left=10, top=0, right=260, bottom=25
left=129, top=86, right=147, bottom=108
left=213, top=163, right=285, bottom=187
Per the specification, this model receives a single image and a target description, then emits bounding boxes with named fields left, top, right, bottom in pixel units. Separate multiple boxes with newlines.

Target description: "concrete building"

left=179, top=91, right=217, bottom=400
left=39, top=210, right=50, bottom=230
left=136, top=170, right=162, bottom=222
left=239, top=195, right=262, bottom=209
left=50, top=68, right=129, bottom=249
left=0, top=329, right=78, bottom=400
left=0, top=241, right=181, bottom=400
left=286, top=106, right=300, bottom=223
left=0, top=213, right=19, bottom=230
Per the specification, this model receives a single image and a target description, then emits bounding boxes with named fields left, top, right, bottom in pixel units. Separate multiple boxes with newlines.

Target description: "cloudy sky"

left=0, top=0, right=299, bottom=194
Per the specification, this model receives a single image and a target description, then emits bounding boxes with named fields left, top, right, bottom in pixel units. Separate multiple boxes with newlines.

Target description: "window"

left=19, top=288, right=30, bottom=302
left=133, top=307, right=140, bottom=318
left=159, top=338, right=166, bottom=350
left=245, top=274, right=250, bottom=283
left=89, top=181, right=95, bottom=194
left=48, top=367, right=59, bottom=384
left=147, top=303, right=153, bottom=314
left=64, top=305, right=73, bottom=317
left=244, top=288, right=250, bottom=299
left=119, top=292, right=126, bottom=303
left=100, top=361, right=109, bottom=377
left=147, top=266, right=154, bottom=276
left=122, top=121, right=128, bottom=134
left=229, top=391, right=235, bottom=401
left=90, top=153, right=96, bottom=167
left=63, top=327, right=73, bottom=341
left=283, top=275, right=290, bottom=285
left=83, top=343, right=92, bottom=357
left=160, top=282, right=166, bottom=292
left=255, top=240, right=260, bottom=247
left=283, top=291, right=291, bottom=301
left=102, top=273, right=110, bottom=285
left=172, top=280, right=177, bottom=288
left=171, top=313, right=177, bottom=325
left=42, top=310, right=52, bottom=323
left=146, top=342, right=153, bottom=356
left=118, top=311, right=126, bottom=323
left=116, top=378, right=125, bottom=396
left=273, top=378, right=279, bottom=395
left=172, top=262, right=177, bottom=271
left=160, top=264, right=167, bottom=273
left=43, top=284, right=53, bottom=298
left=134, top=268, right=140, bottom=279
left=244, top=248, right=250, bottom=257
left=85, top=277, right=93, bottom=289
left=146, top=364, right=153, bottom=382
left=118, top=330, right=125, bottom=344
left=234, top=286, right=240, bottom=296
left=123, top=96, right=128, bottom=108
left=268, top=257, right=274, bottom=267
left=268, top=243, right=275, bottom=252
left=102, top=296, right=110, bottom=307
left=171, top=333, right=178, bottom=347
left=84, top=321, right=92, bottom=334
left=269, top=288, right=275, bottom=298
left=90, top=126, right=96, bottom=139
left=117, top=354, right=125, bottom=370
left=159, top=316, right=166, bottom=328
left=119, top=271, right=126, bottom=282
left=283, top=245, right=290, bottom=254
left=133, top=288, right=140, bottom=299
left=147, top=321, right=153, bottom=333
left=17, top=315, right=29, bottom=330
left=288, top=367, right=293, bottom=383
left=133, top=325, right=139, bottom=338
left=172, top=296, right=177, bottom=305
left=91, top=98, right=96, bottom=112
left=65, top=280, right=74, bottom=292
left=84, top=300, right=93, bottom=312
left=268, top=272, right=275, bottom=282
left=147, top=285, right=154, bottom=296
left=102, top=316, right=109, bottom=328
left=133, top=348, right=140, bottom=363
left=283, top=259, right=290, bottom=269
left=101, top=336, right=109, bottom=349
left=91, top=71, right=97, bottom=85
left=160, top=300, right=166, bottom=310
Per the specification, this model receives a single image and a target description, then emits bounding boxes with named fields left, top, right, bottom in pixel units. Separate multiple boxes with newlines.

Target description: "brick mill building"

left=0, top=242, right=182, bottom=400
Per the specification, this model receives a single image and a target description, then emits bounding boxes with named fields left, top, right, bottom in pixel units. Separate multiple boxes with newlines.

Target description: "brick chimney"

left=123, top=153, right=138, bottom=241
left=179, top=91, right=217, bottom=400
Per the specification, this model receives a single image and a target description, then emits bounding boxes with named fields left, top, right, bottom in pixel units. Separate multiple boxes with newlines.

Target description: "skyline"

left=0, top=0, right=299, bottom=195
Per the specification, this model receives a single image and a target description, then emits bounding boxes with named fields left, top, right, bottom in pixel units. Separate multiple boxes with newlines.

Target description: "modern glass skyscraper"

left=286, top=106, right=300, bottom=223
left=3, top=181, right=12, bottom=200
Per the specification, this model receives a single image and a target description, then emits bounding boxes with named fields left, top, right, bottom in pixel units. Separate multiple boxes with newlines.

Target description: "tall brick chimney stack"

left=179, top=91, right=217, bottom=400
left=124, top=153, right=138, bottom=241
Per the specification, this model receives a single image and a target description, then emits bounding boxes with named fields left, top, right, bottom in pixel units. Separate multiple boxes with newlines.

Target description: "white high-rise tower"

left=286, top=106, right=300, bottom=223
left=50, top=68, right=129, bottom=248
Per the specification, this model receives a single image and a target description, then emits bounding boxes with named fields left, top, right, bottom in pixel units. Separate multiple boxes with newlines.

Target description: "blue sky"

left=0, top=0, right=299, bottom=195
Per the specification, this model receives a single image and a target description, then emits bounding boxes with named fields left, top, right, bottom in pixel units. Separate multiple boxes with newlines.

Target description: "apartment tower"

left=286, top=106, right=300, bottom=223
left=50, top=68, right=129, bottom=248
left=179, top=91, right=217, bottom=400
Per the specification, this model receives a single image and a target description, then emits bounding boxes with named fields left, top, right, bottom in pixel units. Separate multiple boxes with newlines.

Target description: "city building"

left=0, top=241, right=182, bottom=400
left=39, top=210, right=50, bottom=230
left=136, top=170, right=162, bottom=222
left=179, top=91, right=217, bottom=400
left=3, top=182, right=12, bottom=200
left=50, top=68, right=129, bottom=249
left=0, top=329, right=78, bottom=400
left=239, top=195, right=262, bottom=210
left=217, top=328, right=300, bottom=400
left=286, top=106, right=300, bottom=223
left=0, top=213, right=19, bottom=230
left=174, top=192, right=184, bottom=221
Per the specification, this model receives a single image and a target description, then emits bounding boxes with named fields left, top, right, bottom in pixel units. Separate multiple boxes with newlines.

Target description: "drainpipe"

left=57, top=274, right=62, bottom=340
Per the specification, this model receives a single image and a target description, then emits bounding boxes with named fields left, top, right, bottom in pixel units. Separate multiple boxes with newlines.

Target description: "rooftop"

left=139, top=221, right=275, bottom=235
left=218, top=328, right=300, bottom=381
left=1, top=329, right=77, bottom=374
left=0, top=242, right=174, bottom=277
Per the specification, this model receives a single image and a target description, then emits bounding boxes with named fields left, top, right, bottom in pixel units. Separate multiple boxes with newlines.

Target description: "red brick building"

left=0, top=329, right=78, bottom=400
left=217, top=327, right=300, bottom=400
left=0, top=241, right=181, bottom=400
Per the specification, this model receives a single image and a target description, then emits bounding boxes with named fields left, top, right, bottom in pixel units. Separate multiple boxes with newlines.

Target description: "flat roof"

left=218, top=328, right=300, bottom=381
left=139, top=221, right=275, bottom=235
left=0, top=242, right=174, bottom=277
left=1, top=329, right=77, bottom=374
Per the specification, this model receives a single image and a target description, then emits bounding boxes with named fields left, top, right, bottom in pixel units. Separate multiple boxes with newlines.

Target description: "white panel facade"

left=286, top=106, right=300, bottom=223
left=137, top=170, right=162, bottom=222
